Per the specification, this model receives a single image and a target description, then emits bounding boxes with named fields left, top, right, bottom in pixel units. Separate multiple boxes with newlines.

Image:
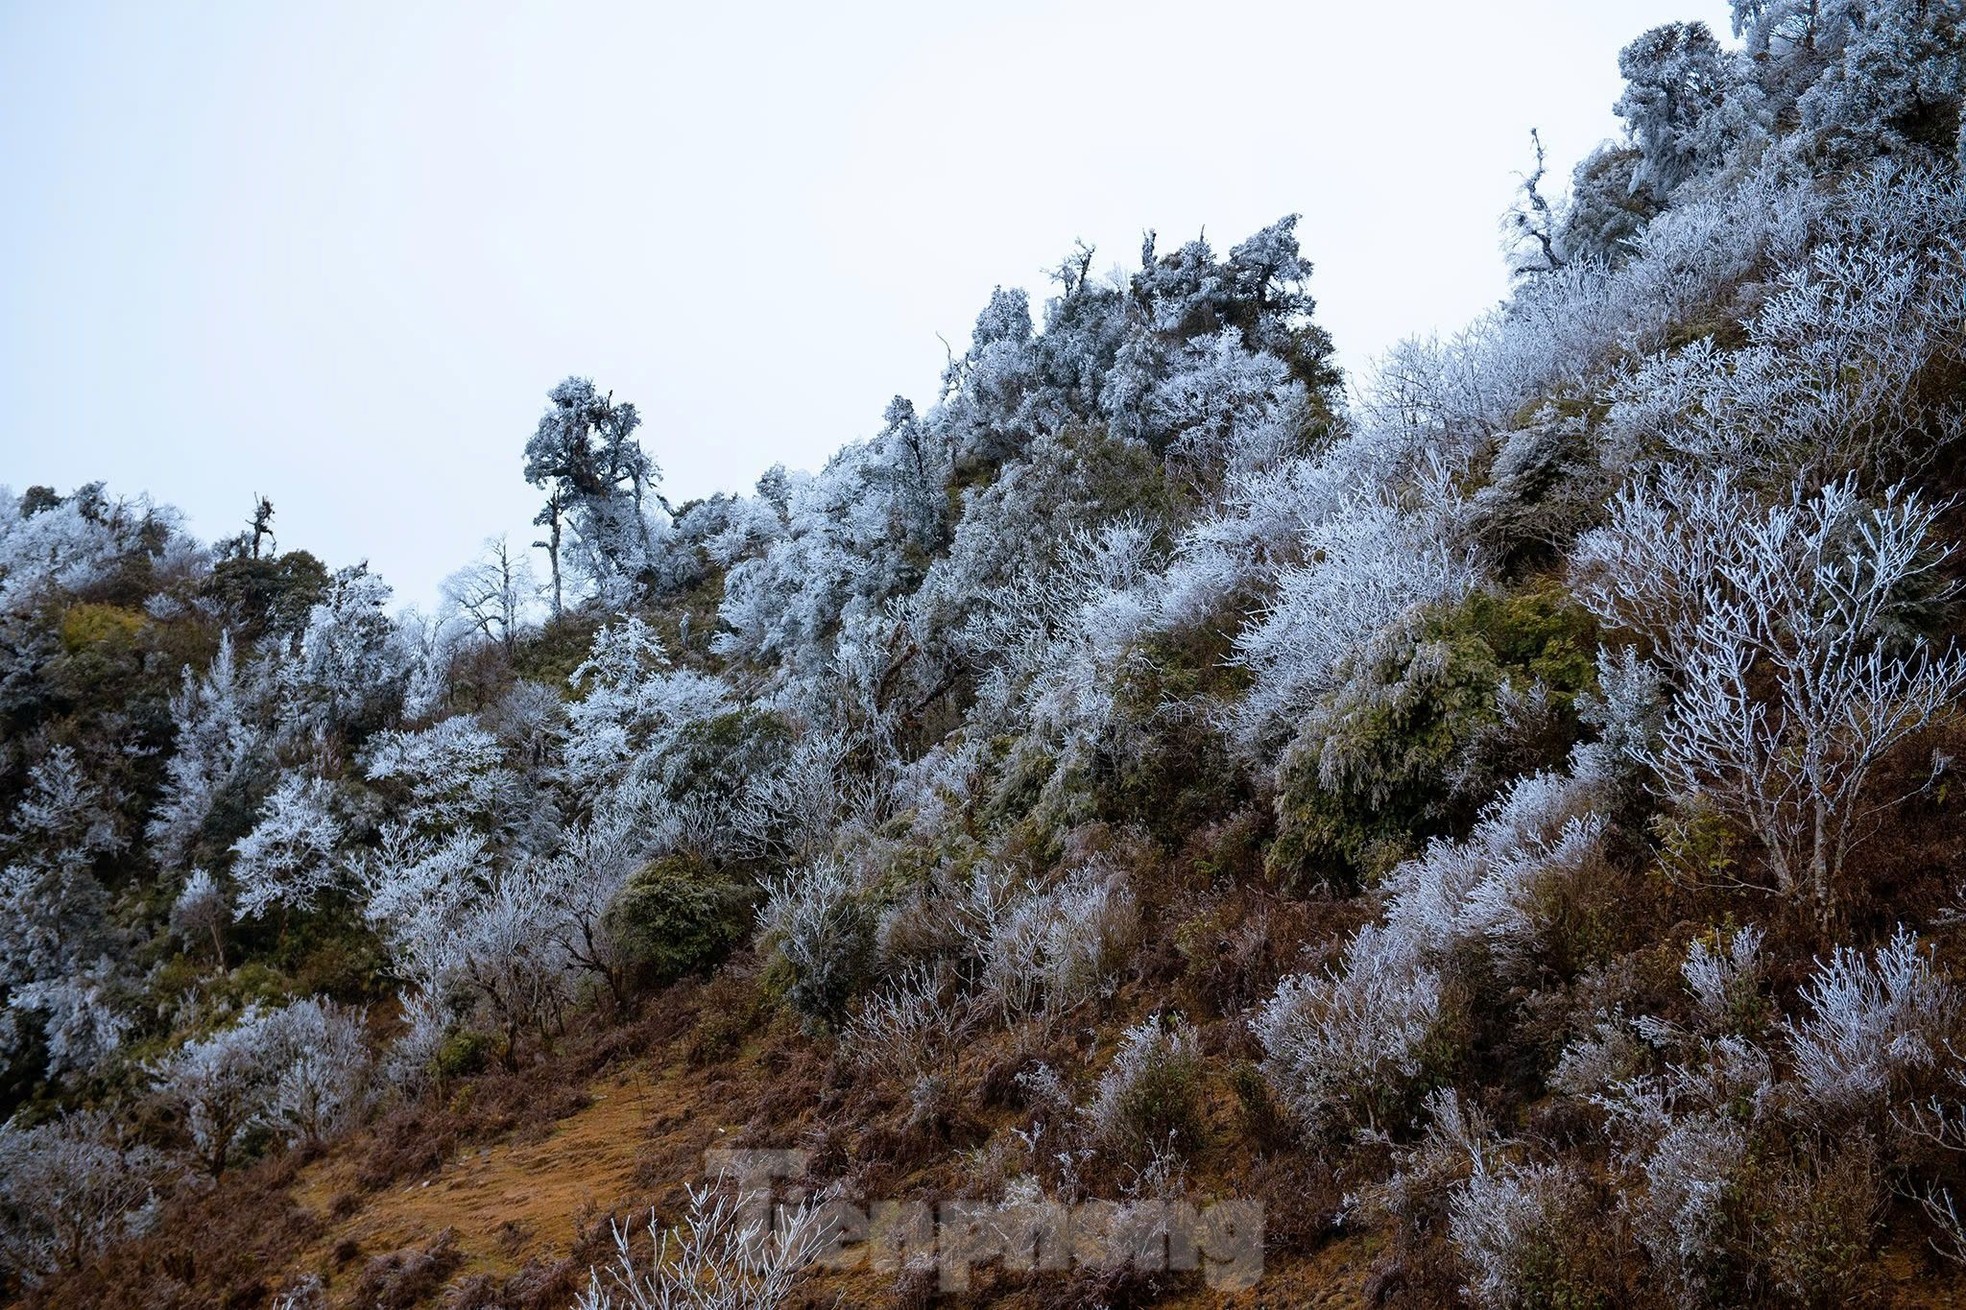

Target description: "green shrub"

left=604, top=856, right=753, bottom=994
left=758, top=861, right=876, bottom=1029
left=431, top=1029, right=494, bottom=1082
left=1268, top=583, right=1596, bottom=891
left=1088, top=1017, right=1206, bottom=1166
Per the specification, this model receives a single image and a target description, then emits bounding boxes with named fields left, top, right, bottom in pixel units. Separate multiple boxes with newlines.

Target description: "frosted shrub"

left=1154, top=449, right=1366, bottom=633
left=838, top=965, right=975, bottom=1082
left=270, top=1274, right=326, bottom=1310
left=1786, top=927, right=1958, bottom=1120
left=1449, top=1158, right=1583, bottom=1310
left=731, top=731, right=849, bottom=865
left=1449, top=808, right=1610, bottom=973
left=575, top=1183, right=832, bottom=1310
left=944, top=517, right=1159, bottom=783
left=448, top=864, right=577, bottom=1062
left=1595, top=1034, right=1766, bottom=1305
left=148, top=631, right=260, bottom=871
left=1085, top=1016, right=1203, bottom=1165
left=1612, top=241, right=1966, bottom=485
left=0, top=486, right=180, bottom=614
left=381, top=991, right=451, bottom=1091
left=1262, top=759, right=1614, bottom=1135
left=1629, top=1111, right=1748, bottom=1306
left=1254, top=923, right=1442, bottom=1134
left=758, top=860, right=874, bottom=1027
left=1683, top=925, right=1768, bottom=1035
left=1232, top=496, right=1478, bottom=755
left=152, top=1005, right=284, bottom=1176
left=362, top=716, right=521, bottom=840
left=1576, top=468, right=1966, bottom=919
left=975, top=861, right=1140, bottom=1021
left=1549, top=1017, right=1652, bottom=1098
left=1376, top=765, right=1609, bottom=978
left=1374, top=1089, right=1496, bottom=1223
left=356, top=827, right=492, bottom=990
left=0, top=1111, right=172, bottom=1284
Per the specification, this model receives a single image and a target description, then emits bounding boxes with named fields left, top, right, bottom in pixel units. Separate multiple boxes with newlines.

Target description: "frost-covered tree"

left=1575, top=470, right=1966, bottom=919
left=0, top=483, right=190, bottom=615
left=1732, top=0, right=1966, bottom=162
left=150, top=998, right=372, bottom=1174
left=448, top=863, right=573, bottom=1068
left=148, top=631, right=262, bottom=870
left=363, top=717, right=524, bottom=841
left=524, top=377, right=663, bottom=607
left=0, top=1112, right=172, bottom=1284
left=148, top=1008, right=264, bottom=1177
left=440, top=534, right=539, bottom=652
left=563, top=617, right=735, bottom=797
left=274, top=565, right=412, bottom=740
left=261, top=997, right=373, bottom=1147
left=169, top=868, right=229, bottom=966
left=0, top=747, right=127, bottom=1083
left=1796, top=0, right=1966, bottom=161
left=229, top=773, right=344, bottom=922
left=1615, top=22, right=1761, bottom=201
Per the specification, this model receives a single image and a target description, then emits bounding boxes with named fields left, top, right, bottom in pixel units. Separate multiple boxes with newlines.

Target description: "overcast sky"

left=0, top=0, right=1733, bottom=608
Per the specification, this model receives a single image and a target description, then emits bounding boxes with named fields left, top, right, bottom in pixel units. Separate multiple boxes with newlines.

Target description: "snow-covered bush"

left=1593, top=1039, right=1768, bottom=1304
left=575, top=1184, right=833, bottom=1310
left=0, top=1112, right=172, bottom=1285
left=758, top=860, right=875, bottom=1028
left=262, top=997, right=373, bottom=1147
left=1625, top=1109, right=1749, bottom=1305
left=562, top=617, right=736, bottom=796
left=1612, top=241, right=1966, bottom=485
left=362, top=716, right=523, bottom=841
left=0, top=747, right=128, bottom=1082
left=838, top=965, right=974, bottom=1082
left=1378, top=765, right=1610, bottom=976
left=445, top=863, right=577, bottom=1065
left=1576, top=469, right=1966, bottom=918
left=1449, top=1158, right=1587, bottom=1310
left=1085, top=1016, right=1204, bottom=1166
left=1786, top=927, right=1958, bottom=1121
left=1254, top=923, right=1443, bottom=1134
left=1683, top=925, right=1769, bottom=1036
left=1231, top=495, right=1478, bottom=755
left=974, top=860, right=1141, bottom=1022
left=1266, top=584, right=1597, bottom=889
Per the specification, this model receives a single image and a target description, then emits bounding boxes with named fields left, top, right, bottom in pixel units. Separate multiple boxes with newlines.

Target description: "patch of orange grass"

left=284, top=1056, right=733, bottom=1304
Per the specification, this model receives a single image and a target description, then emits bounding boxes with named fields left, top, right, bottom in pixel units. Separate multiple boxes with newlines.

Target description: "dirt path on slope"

left=285, top=1057, right=733, bottom=1304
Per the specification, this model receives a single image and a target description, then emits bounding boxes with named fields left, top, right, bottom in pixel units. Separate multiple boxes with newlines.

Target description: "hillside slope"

left=10, top=4, right=1966, bottom=1307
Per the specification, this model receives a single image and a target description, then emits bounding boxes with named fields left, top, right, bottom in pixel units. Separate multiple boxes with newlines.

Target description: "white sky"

left=0, top=0, right=1734, bottom=608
